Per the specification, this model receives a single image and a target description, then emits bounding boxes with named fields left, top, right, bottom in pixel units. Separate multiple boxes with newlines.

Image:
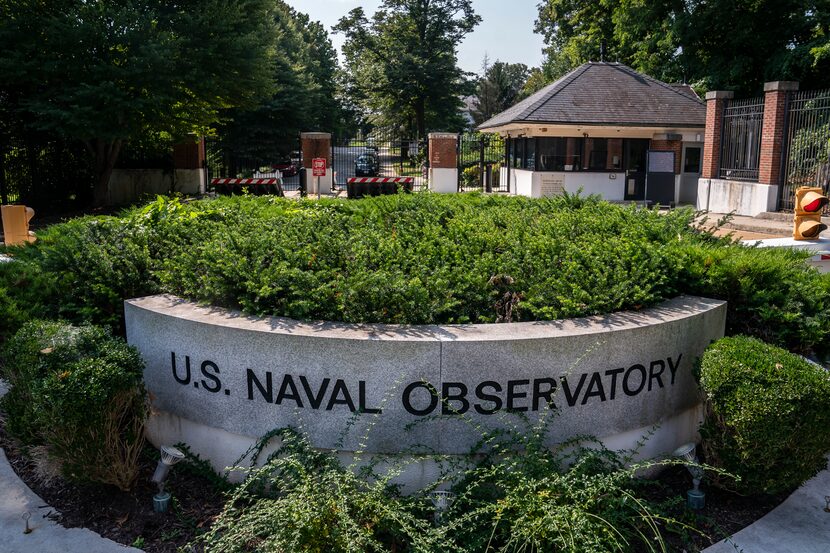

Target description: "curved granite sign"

left=125, top=295, right=726, bottom=457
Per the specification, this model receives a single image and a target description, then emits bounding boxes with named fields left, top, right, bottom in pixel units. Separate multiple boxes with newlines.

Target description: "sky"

left=285, top=0, right=546, bottom=75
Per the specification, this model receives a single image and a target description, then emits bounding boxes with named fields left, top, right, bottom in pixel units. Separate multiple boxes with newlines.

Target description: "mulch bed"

left=0, top=421, right=226, bottom=552
left=0, top=415, right=790, bottom=552
left=648, top=465, right=790, bottom=551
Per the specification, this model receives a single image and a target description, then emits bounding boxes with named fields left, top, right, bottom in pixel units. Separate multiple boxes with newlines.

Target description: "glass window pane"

left=625, top=139, right=649, bottom=172
left=585, top=138, right=608, bottom=170
left=537, top=138, right=566, bottom=171
left=684, top=147, right=701, bottom=173
left=565, top=138, right=581, bottom=171
left=524, top=138, right=536, bottom=170
left=607, top=139, right=623, bottom=170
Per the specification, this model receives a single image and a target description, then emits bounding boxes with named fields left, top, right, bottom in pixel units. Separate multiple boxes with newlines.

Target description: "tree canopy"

left=470, top=57, right=530, bottom=125
left=216, top=1, right=343, bottom=162
left=534, top=0, right=830, bottom=95
left=0, top=0, right=277, bottom=205
left=334, top=0, right=480, bottom=137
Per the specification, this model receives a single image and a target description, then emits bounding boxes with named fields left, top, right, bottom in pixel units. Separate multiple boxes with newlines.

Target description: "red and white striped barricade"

left=346, top=177, right=414, bottom=199
left=210, top=177, right=284, bottom=197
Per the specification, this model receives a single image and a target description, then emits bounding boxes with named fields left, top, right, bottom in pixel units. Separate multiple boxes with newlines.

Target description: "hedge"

left=1, top=193, right=828, bottom=354
left=698, top=336, right=830, bottom=495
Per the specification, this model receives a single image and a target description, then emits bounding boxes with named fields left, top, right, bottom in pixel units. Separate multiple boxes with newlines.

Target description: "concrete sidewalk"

left=703, top=460, right=830, bottom=553
left=0, top=381, right=142, bottom=553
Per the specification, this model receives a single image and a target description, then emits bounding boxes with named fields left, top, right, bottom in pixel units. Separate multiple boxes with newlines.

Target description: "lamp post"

left=151, top=445, right=185, bottom=513
left=673, top=442, right=705, bottom=509
left=430, top=490, right=456, bottom=524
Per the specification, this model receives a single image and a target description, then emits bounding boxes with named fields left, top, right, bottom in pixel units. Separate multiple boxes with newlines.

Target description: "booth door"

left=679, top=144, right=702, bottom=205
left=623, top=139, right=649, bottom=201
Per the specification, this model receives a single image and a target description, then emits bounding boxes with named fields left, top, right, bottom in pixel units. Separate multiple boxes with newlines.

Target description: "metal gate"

left=204, top=137, right=302, bottom=192
left=458, top=133, right=507, bottom=192
left=332, top=129, right=427, bottom=191
left=781, top=88, right=830, bottom=212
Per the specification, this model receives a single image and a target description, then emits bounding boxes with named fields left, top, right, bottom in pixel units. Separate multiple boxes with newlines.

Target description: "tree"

left=677, top=0, right=830, bottom=94
left=534, top=0, right=830, bottom=95
left=217, top=2, right=342, bottom=162
left=471, top=57, right=530, bottom=125
left=334, top=0, right=481, bottom=137
left=0, top=0, right=277, bottom=205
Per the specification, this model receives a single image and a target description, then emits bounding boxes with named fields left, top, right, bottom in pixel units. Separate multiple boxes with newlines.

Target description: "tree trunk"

left=88, top=139, right=123, bottom=207
left=415, top=97, right=426, bottom=140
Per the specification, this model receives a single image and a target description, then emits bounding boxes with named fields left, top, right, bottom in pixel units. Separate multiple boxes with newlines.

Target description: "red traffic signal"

left=793, top=187, right=828, bottom=240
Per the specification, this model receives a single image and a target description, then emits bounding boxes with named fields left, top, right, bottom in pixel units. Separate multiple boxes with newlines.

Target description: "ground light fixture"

left=430, top=490, right=456, bottom=523
left=151, top=445, right=185, bottom=513
left=673, top=442, right=705, bottom=509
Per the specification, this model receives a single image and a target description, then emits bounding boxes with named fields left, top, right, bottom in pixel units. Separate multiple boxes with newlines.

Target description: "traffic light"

left=793, top=186, right=828, bottom=240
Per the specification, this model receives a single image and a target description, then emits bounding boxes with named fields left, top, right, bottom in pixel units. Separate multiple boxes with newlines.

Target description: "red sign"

left=312, top=158, right=326, bottom=177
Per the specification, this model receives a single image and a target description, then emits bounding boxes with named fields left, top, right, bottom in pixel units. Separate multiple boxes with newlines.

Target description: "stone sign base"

left=126, top=294, right=726, bottom=488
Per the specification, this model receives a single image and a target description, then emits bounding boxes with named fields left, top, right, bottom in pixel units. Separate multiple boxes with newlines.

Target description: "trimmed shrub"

left=698, top=336, right=830, bottom=495
left=0, top=215, right=157, bottom=333
left=0, top=320, right=147, bottom=490
left=674, top=243, right=830, bottom=355
left=1, top=194, right=829, bottom=354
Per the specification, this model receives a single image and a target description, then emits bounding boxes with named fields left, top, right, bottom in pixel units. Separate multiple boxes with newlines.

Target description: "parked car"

left=355, top=154, right=379, bottom=177
left=271, top=157, right=298, bottom=177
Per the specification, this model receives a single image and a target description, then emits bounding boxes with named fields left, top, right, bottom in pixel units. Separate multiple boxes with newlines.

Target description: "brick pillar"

left=758, top=81, right=798, bottom=185
left=300, top=132, right=333, bottom=194
left=428, top=133, right=458, bottom=193
left=172, top=137, right=207, bottom=195
left=172, top=140, right=205, bottom=170
left=702, top=91, right=733, bottom=179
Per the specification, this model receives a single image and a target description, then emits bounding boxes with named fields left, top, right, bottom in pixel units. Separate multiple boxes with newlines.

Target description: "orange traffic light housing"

left=793, top=187, right=828, bottom=240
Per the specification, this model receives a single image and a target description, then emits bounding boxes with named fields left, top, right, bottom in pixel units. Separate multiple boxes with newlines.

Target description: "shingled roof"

left=478, top=62, right=705, bottom=131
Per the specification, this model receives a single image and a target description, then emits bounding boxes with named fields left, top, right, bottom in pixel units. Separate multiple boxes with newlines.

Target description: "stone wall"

left=126, top=294, right=726, bottom=485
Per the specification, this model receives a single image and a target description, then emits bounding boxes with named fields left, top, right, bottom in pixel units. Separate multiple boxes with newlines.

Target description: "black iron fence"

left=458, top=132, right=506, bottom=192
left=204, top=138, right=302, bottom=192
left=719, top=97, right=764, bottom=181
left=780, top=88, right=830, bottom=212
left=332, top=129, right=427, bottom=191
left=0, top=136, right=94, bottom=211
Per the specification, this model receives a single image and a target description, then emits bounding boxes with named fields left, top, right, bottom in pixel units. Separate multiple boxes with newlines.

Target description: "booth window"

left=585, top=138, right=609, bottom=170
left=684, top=147, right=701, bottom=173
left=624, top=139, right=649, bottom=172
left=524, top=138, right=536, bottom=170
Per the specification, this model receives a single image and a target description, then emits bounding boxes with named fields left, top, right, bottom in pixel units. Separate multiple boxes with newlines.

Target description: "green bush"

left=698, top=335, right=830, bottom=495
left=195, top=423, right=682, bottom=553
left=196, top=429, right=442, bottom=553
left=0, top=320, right=148, bottom=490
left=0, top=215, right=157, bottom=333
left=674, top=243, right=830, bottom=355
left=1, top=193, right=829, bottom=354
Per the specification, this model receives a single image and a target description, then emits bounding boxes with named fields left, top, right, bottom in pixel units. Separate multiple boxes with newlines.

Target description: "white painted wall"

left=307, top=170, right=333, bottom=195
left=510, top=169, right=626, bottom=200
left=429, top=167, right=458, bottom=193
left=697, top=178, right=778, bottom=216
left=107, top=168, right=204, bottom=205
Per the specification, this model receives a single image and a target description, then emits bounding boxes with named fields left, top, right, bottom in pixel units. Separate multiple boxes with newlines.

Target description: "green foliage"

left=471, top=58, right=531, bottom=125
left=673, top=243, right=830, bottom=355
left=195, top=428, right=441, bottom=553
left=0, top=0, right=277, bottom=203
left=0, top=320, right=147, bottom=490
left=218, top=2, right=343, bottom=160
left=194, top=421, right=684, bottom=553
left=1, top=215, right=157, bottom=332
left=534, top=0, right=830, bottom=95
left=698, top=336, right=830, bottom=495
left=3, top=194, right=830, bottom=356
left=334, top=0, right=481, bottom=136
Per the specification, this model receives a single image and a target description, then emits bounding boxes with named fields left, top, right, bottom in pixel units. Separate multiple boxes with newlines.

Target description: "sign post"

left=312, top=158, right=326, bottom=200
